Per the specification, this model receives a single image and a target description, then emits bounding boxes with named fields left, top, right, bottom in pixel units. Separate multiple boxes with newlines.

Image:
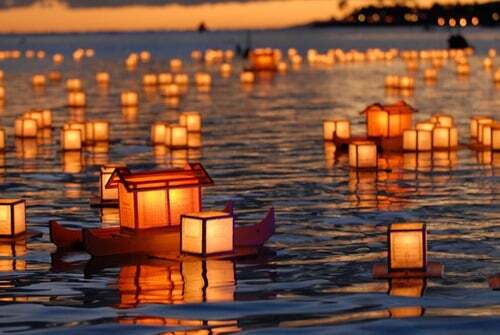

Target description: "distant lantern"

left=96, top=72, right=110, bottom=85
left=187, top=132, right=202, bottom=148
left=169, top=125, right=188, bottom=148
left=31, top=74, right=46, bottom=87
left=161, top=84, right=181, bottom=97
left=0, top=69, right=3, bottom=81
left=220, top=63, right=232, bottom=77
left=0, top=128, right=5, bottom=151
left=85, top=120, right=109, bottom=142
left=250, top=48, right=278, bottom=71
left=388, top=223, right=427, bottom=272
left=323, top=119, right=350, bottom=141
left=105, top=163, right=214, bottom=229
left=194, top=72, right=212, bottom=87
left=402, top=129, right=432, bottom=151
left=64, top=122, right=86, bottom=143
left=349, top=141, right=378, bottom=169
left=139, top=51, right=151, bottom=63
left=191, top=50, right=203, bottom=62
left=23, top=110, right=47, bottom=129
left=0, top=86, right=5, bottom=101
left=432, top=126, right=458, bottom=149
left=179, top=112, right=202, bottom=132
left=67, top=91, right=86, bottom=107
left=181, top=211, right=234, bottom=256
left=41, top=109, right=52, bottom=128
left=456, top=64, right=470, bottom=75
left=430, top=114, right=454, bottom=128
left=151, top=122, right=169, bottom=145
left=490, top=125, right=500, bottom=151
left=398, top=76, right=415, bottom=90
left=121, top=91, right=138, bottom=107
left=0, top=199, right=26, bottom=237
left=423, top=68, right=438, bottom=81
left=361, top=101, right=415, bottom=138
left=470, top=116, right=493, bottom=139
left=61, top=128, right=82, bottom=151
left=240, top=71, right=255, bottom=84
left=48, top=71, right=62, bottom=82
left=158, top=73, right=173, bottom=85
left=494, top=69, right=500, bottom=83
left=415, top=121, right=435, bottom=131
left=277, top=61, right=288, bottom=73
left=483, top=57, right=493, bottom=69
left=384, top=75, right=399, bottom=88
left=481, top=124, right=494, bottom=147
left=174, top=74, right=189, bottom=86
left=100, top=165, right=126, bottom=202
left=170, top=58, right=183, bottom=71
left=15, top=118, right=38, bottom=138
left=142, top=73, right=157, bottom=86
left=66, top=78, right=82, bottom=92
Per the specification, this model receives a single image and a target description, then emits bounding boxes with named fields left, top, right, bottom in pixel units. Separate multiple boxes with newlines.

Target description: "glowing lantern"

left=170, top=58, right=183, bottom=72
left=139, top=51, right=151, bottom=63
left=0, top=199, right=26, bottom=237
left=169, top=125, right=188, bottom=148
left=61, top=128, right=82, bottom=151
left=483, top=57, right=493, bottom=69
left=121, top=91, right=138, bottom=107
left=430, top=114, right=453, bottom=128
left=31, top=74, right=46, bottom=86
left=161, top=84, right=180, bottom=97
left=48, top=71, right=62, bottom=82
left=158, top=73, right=173, bottom=85
left=240, top=71, right=255, bottom=84
left=277, top=61, right=288, bottom=73
left=106, top=163, right=213, bottom=229
left=323, top=119, right=350, bottom=141
left=250, top=48, right=277, bottom=71
left=361, top=101, right=415, bottom=138
left=15, top=118, right=38, bottom=138
left=349, top=141, right=378, bottom=169
left=100, top=165, right=127, bottom=202
left=181, top=211, right=234, bottom=256
left=220, top=63, right=232, bottom=77
left=195, top=72, right=212, bottom=87
left=490, top=125, right=500, bottom=151
left=64, top=122, right=86, bottom=142
left=398, top=76, right=415, bottom=90
left=66, top=78, right=82, bottom=92
left=384, top=75, right=399, bottom=88
left=402, top=129, right=432, bottom=151
left=174, top=74, right=189, bottom=86
left=96, top=72, right=110, bottom=85
left=290, top=54, right=302, bottom=66
left=0, top=128, right=5, bottom=151
left=23, top=110, right=44, bottom=128
left=456, top=64, right=470, bottom=75
left=423, top=68, right=437, bottom=81
left=179, top=112, right=201, bottom=132
left=388, top=223, right=426, bottom=272
left=191, top=50, right=202, bottom=62
left=432, top=126, right=458, bottom=149
left=85, top=120, right=109, bottom=142
left=224, top=49, right=235, bottom=61
left=494, top=69, right=500, bottom=83
left=142, top=74, right=157, bottom=86
left=187, top=132, right=202, bottom=148
left=0, top=70, right=3, bottom=81
left=470, top=116, right=493, bottom=139
left=151, top=122, right=169, bottom=145
left=67, top=91, right=86, bottom=107
left=415, top=121, right=435, bottom=131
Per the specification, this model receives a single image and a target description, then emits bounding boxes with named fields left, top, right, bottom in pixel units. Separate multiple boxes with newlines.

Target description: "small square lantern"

left=48, top=71, right=62, bottom=82
left=64, top=122, right=86, bottom=142
left=151, top=122, right=169, bottom=145
left=121, top=91, right=139, bottom=107
left=161, top=84, right=181, bottom=97
left=0, top=86, right=5, bottom=100
left=432, top=127, right=458, bottom=150
left=430, top=114, right=454, bottom=128
left=470, top=116, right=493, bottom=139
left=250, top=48, right=277, bottom=71
left=349, top=141, right=378, bottom=169
left=0, top=128, right=4, bottom=151
left=96, top=72, right=110, bottom=85
left=388, top=223, right=427, bottom=272
left=170, top=58, right=183, bottom=71
left=240, top=71, right=255, bottom=84
left=66, top=78, right=82, bottom=92
left=323, top=119, right=351, bottom=141
left=100, top=165, right=127, bottom=202
left=220, top=63, right=232, bottom=77
left=361, top=101, right=415, bottom=138
left=15, top=118, right=38, bottom=138
left=31, top=74, right=46, bottom=86
left=158, top=73, right=173, bottom=85
left=68, top=91, right=86, bottom=107
left=477, top=119, right=495, bottom=143
left=142, top=74, right=158, bottom=86
left=85, top=120, right=109, bottom=143
left=415, top=121, right=435, bottom=131
left=179, top=112, right=202, bottom=133
left=60, top=128, right=82, bottom=151
left=0, top=199, right=26, bottom=237
left=174, top=74, right=189, bottom=86
left=181, top=211, right=234, bottom=256
left=194, top=72, right=212, bottom=87
left=402, top=129, right=432, bottom=151
left=168, top=125, right=188, bottom=148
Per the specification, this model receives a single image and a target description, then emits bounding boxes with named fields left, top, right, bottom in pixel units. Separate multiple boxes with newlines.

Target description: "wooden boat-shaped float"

left=50, top=201, right=275, bottom=257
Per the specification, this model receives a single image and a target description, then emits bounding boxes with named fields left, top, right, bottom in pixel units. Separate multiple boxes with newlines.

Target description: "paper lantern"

left=181, top=211, right=234, bottom=256
left=170, top=58, right=183, bottom=71
left=423, top=68, right=438, bottom=81
left=240, top=71, right=255, bottom=84
left=161, top=84, right=180, bottom=97
left=48, top=71, right=62, bottom=82
left=31, top=74, right=46, bottom=86
left=142, top=74, right=157, bottom=86
left=0, top=70, right=3, bottom=81
left=64, top=122, right=86, bottom=142
left=195, top=72, right=212, bottom=87
left=277, top=61, right=288, bottom=73
left=96, top=72, right=110, bottom=85
left=179, top=112, right=201, bottom=133
left=220, top=63, right=232, bottom=76
left=361, top=102, right=415, bottom=138
left=323, top=119, right=351, bottom=141
left=187, top=132, right=202, bottom=148
left=470, top=116, right=493, bottom=138
left=174, top=74, right=189, bottom=86
left=0, top=128, right=5, bottom=151
left=349, top=141, right=378, bottom=169
left=432, top=127, right=458, bottom=149
left=191, top=50, right=203, bottom=62
left=66, top=78, right=82, bottom=92
left=121, top=91, right=138, bottom=107
left=139, top=51, right=151, bottom=63
left=61, top=128, right=82, bottom=151
left=100, top=165, right=126, bottom=202
left=290, top=54, right=303, bottom=66
left=15, top=118, right=38, bottom=138
left=250, top=49, right=277, bottom=71
left=151, top=122, right=169, bottom=145
left=415, top=121, right=435, bottom=131
left=430, top=114, right=454, bottom=128
left=85, top=120, right=109, bottom=142
left=388, top=223, right=427, bottom=272
left=403, top=129, right=432, bottom=151
left=23, top=110, right=43, bottom=128
left=384, top=75, right=399, bottom=88
left=68, top=91, right=86, bottom=107
left=491, top=125, right=500, bottom=151
left=494, top=69, right=500, bottom=83
left=158, top=73, right=173, bottom=85
left=398, top=76, right=415, bottom=90
left=483, top=57, right=493, bottom=69
left=0, top=199, right=26, bottom=237
left=224, top=49, right=235, bottom=61
left=169, top=125, right=188, bottom=148
left=456, top=64, right=470, bottom=75
left=106, top=163, right=213, bottom=229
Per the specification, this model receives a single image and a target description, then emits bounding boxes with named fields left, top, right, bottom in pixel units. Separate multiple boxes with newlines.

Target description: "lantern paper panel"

left=179, top=112, right=202, bottom=132
left=388, top=223, right=427, bottom=272
left=118, top=183, right=136, bottom=230
left=181, top=211, right=234, bottom=256
left=67, top=92, right=86, bottom=107
left=169, top=125, right=188, bottom=148
left=151, top=122, right=169, bottom=145
left=121, top=91, right=139, bottom=107
left=61, top=128, right=82, bottom=151
left=86, top=121, right=109, bottom=142
left=349, top=141, right=378, bottom=169
left=0, top=199, right=26, bottom=237
left=470, top=116, right=493, bottom=138
left=169, top=187, right=200, bottom=226
left=137, top=190, right=168, bottom=229
left=432, top=127, right=458, bottom=149
left=430, top=114, right=454, bottom=128
left=403, top=129, right=432, bottom=151
left=15, top=118, right=38, bottom=138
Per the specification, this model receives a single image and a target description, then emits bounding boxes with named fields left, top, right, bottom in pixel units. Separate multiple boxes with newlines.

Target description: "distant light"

left=459, top=18, right=467, bottom=27
left=358, top=14, right=366, bottom=22
left=372, top=14, right=380, bottom=23
left=472, top=17, right=479, bottom=26
left=449, top=18, right=457, bottom=27
left=437, top=17, right=445, bottom=26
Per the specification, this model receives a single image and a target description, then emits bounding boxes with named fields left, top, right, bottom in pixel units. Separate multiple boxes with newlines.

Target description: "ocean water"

left=0, top=27, right=499, bottom=334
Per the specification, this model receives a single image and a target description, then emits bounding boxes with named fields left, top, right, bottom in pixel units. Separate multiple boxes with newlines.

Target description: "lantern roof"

left=360, top=101, right=417, bottom=115
left=105, top=163, right=213, bottom=192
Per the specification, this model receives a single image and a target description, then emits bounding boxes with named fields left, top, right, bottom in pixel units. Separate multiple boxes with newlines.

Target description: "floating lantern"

left=125, top=56, right=138, bottom=69
left=423, top=68, right=438, bottom=81
left=250, top=48, right=277, bottom=71
left=494, top=69, right=500, bottom=83
left=61, top=128, right=82, bottom=151
left=432, top=126, right=458, bottom=150
left=220, top=63, right=232, bottom=77
left=15, top=118, right=38, bottom=138
left=36, top=50, right=46, bottom=59
left=170, top=58, right=183, bottom=71
left=48, top=71, right=62, bottom=82
left=106, top=163, right=213, bottom=229
left=179, top=112, right=201, bottom=132
left=100, top=165, right=126, bottom=202
left=66, top=78, right=82, bottom=92
left=23, top=110, right=43, bottom=128
left=52, top=53, right=64, bottom=64
left=0, top=128, right=5, bottom=151
left=64, top=122, right=86, bottom=142
left=191, top=50, right=202, bottom=62
left=121, top=91, right=138, bottom=107
left=151, top=122, right=169, bottom=145
left=388, top=223, right=426, bottom=272
left=224, top=49, right=235, bottom=61
left=187, top=132, right=202, bottom=148
left=456, top=64, right=470, bottom=75
left=161, top=84, right=180, bottom=97
left=0, top=70, right=3, bottom=81
left=194, top=72, right=212, bottom=87
left=174, top=74, right=189, bottom=86
left=0, top=199, right=26, bottom=237
left=490, top=125, right=500, bottom=151
left=483, top=57, right=493, bottom=69
left=384, top=75, right=399, bottom=88
left=470, top=116, right=493, bottom=139
left=85, top=120, right=109, bottom=143
left=68, top=91, right=86, bottom=108
left=158, top=73, right=173, bottom=85
left=349, top=141, right=378, bottom=169
left=181, top=211, right=234, bottom=256
left=361, top=101, right=415, bottom=138
left=403, top=129, right=432, bottom=151
left=430, top=114, right=454, bottom=128
left=323, top=119, right=350, bottom=141
left=31, top=74, right=46, bottom=87
left=139, top=51, right=151, bottom=63
left=240, top=71, right=255, bottom=84
left=142, top=74, right=157, bottom=86
left=96, top=72, right=110, bottom=85
left=169, top=125, right=188, bottom=148
left=277, top=61, right=288, bottom=73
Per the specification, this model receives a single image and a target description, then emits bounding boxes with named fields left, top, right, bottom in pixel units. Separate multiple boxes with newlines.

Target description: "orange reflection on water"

left=0, top=241, right=26, bottom=272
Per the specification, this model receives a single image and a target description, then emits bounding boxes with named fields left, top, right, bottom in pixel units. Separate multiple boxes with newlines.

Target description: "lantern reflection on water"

left=0, top=240, right=26, bottom=272
left=389, top=278, right=426, bottom=297
left=48, top=71, right=61, bottom=82
left=349, top=141, right=378, bottom=169
left=388, top=223, right=427, bottom=272
left=100, top=165, right=127, bottom=202
left=0, top=199, right=26, bottom=237
left=63, top=151, right=82, bottom=173
left=0, top=128, right=4, bottom=151
left=0, top=86, right=4, bottom=101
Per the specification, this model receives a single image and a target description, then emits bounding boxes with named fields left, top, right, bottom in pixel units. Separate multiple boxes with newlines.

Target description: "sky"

left=0, top=0, right=493, bottom=33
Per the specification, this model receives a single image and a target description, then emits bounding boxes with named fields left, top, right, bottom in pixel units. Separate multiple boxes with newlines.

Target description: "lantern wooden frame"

left=100, top=165, right=128, bottom=203
left=470, top=116, right=492, bottom=138
left=179, top=112, right=202, bottom=133
left=402, top=129, right=432, bottom=152
left=0, top=199, right=26, bottom=237
left=349, top=141, right=378, bottom=170
left=15, top=118, right=38, bottom=138
left=432, top=127, right=458, bottom=150
left=388, top=223, right=427, bottom=272
left=361, top=101, right=415, bottom=138
left=60, top=128, right=82, bottom=151
left=85, top=120, right=110, bottom=143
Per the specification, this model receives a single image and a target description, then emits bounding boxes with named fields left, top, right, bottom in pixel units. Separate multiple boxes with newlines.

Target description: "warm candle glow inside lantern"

left=15, top=118, right=38, bottom=138
left=349, top=141, right=378, bottom=169
left=250, top=48, right=277, bottom=71
left=432, top=126, right=458, bottom=149
left=67, top=91, right=86, bottom=107
left=481, top=124, right=494, bottom=147
left=415, top=121, right=435, bottom=131
left=169, top=125, right=188, bottom=148
left=179, top=112, right=202, bottom=132
left=121, top=91, right=139, bottom=107
left=423, top=68, right=438, bottom=81
left=398, top=76, right=415, bottom=90
left=403, top=129, right=432, bottom=151
left=323, top=119, right=351, bottom=141
left=174, top=74, right=189, bottom=86
left=66, top=78, right=82, bottom=92
left=48, top=71, right=62, bottom=82
left=100, top=165, right=126, bottom=202
left=85, top=120, right=109, bottom=142
left=470, top=116, right=493, bottom=138
left=23, top=110, right=43, bottom=128
left=151, top=122, right=169, bottom=145
left=0, top=199, right=26, bottom=237
left=430, top=114, right=454, bottom=128
left=388, top=223, right=427, bottom=272
left=170, top=58, right=183, bottom=71
left=181, top=211, right=234, bottom=256
left=240, top=71, right=255, bottom=84
left=64, top=122, right=86, bottom=142
left=158, top=73, right=173, bottom=85
left=61, top=128, right=82, bottom=151
left=476, top=118, right=494, bottom=143
left=161, top=84, right=181, bottom=97
left=362, top=102, right=414, bottom=138
left=142, top=74, right=158, bottom=86
left=220, top=63, right=232, bottom=76
left=31, top=74, right=46, bottom=86
left=96, top=72, right=110, bottom=85
left=491, top=125, right=500, bottom=151
left=195, top=72, right=212, bottom=87
left=277, top=61, right=288, bottom=73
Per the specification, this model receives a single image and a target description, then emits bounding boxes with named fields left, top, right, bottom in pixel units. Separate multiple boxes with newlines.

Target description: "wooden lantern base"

left=488, top=275, right=500, bottom=290
left=372, top=262, right=444, bottom=279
